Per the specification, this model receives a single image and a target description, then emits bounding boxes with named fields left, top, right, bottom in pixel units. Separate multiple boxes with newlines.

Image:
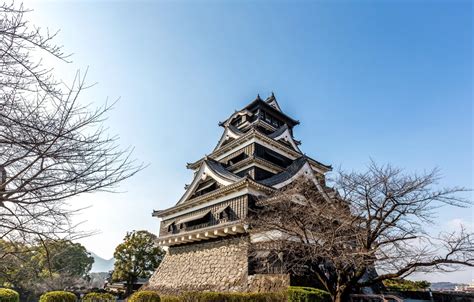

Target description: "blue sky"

left=24, top=0, right=472, bottom=282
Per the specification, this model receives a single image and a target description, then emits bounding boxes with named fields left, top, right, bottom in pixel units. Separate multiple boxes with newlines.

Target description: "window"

left=228, top=152, right=247, bottom=165
left=219, top=211, right=228, bottom=220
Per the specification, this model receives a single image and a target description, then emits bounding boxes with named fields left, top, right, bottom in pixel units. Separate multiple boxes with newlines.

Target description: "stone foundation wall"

left=146, top=236, right=249, bottom=295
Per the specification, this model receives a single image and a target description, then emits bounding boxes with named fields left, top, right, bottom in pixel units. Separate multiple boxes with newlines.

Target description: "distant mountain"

left=89, top=251, right=114, bottom=272
left=430, top=282, right=467, bottom=291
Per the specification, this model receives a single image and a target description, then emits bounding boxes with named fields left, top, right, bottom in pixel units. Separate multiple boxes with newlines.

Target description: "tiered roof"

left=153, top=94, right=331, bottom=246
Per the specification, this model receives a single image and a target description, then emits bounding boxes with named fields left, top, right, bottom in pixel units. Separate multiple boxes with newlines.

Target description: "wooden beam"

left=214, top=229, right=226, bottom=236
left=232, top=226, right=241, bottom=233
left=205, top=231, right=217, bottom=238
left=224, top=227, right=236, bottom=235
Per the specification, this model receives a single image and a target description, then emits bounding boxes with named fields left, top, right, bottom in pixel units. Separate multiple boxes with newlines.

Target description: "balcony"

left=168, top=217, right=231, bottom=235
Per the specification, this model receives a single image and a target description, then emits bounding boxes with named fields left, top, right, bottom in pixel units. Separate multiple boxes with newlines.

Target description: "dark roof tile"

left=259, top=156, right=308, bottom=186
left=206, top=159, right=241, bottom=182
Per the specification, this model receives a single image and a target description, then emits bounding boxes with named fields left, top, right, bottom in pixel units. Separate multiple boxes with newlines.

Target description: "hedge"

left=288, top=287, right=331, bottom=302
left=161, top=291, right=287, bottom=302
left=83, top=293, right=115, bottom=302
left=147, top=287, right=330, bottom=302
left=128, top=291, right=161, bottom=302
left=0, top=289, right=19, bottom=302
left=39, top=291, right=77, bottom=302
left=160, top=297, right=181, bottom=302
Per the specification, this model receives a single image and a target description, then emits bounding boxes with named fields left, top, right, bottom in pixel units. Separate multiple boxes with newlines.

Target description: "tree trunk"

left=333, top=289, right=350, bottom=302
left=125, top=280, right=134, bottom=297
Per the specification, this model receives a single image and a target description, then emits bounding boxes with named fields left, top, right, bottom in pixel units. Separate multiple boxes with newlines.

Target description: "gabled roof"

left=206, top=159, right=241, bottom=181
left=153, top=178, right=274, bottom=218
left=260, top=156, right=309, bottom=187
left=177, top=159, right=241, bottom=205
left=268, top=124, right=301, bottom=152
left=187, top=127, right=331, bottom=171
left=218, top=94, right=299, bottom=129
left=218, top=109, right=254, bottom=128
left=213, top=125, right=244, bottom=151
left=244, top=94, right=300, bottom=127
left=265, top=92, right=282, bottom=112
left=258, top=155, right=333, bottom=202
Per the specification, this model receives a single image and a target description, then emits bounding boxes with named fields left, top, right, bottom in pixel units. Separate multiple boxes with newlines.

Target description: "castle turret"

left=147, top=94, right=331, bottom=294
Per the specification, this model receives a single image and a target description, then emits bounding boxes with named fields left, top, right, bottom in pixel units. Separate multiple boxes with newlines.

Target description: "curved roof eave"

left=268, top=125, right=301, bottom=152
left=219, top=109, right=254, bottom=128
left=213, top=125, right=244, bottom=152
left=176, top=159, right=241, bottom=205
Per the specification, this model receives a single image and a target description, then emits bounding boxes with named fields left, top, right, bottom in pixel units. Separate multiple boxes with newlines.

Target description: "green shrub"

left=0, top=289, right=20, bottom=302
left=160, top=289, right=329, bottom=302
left=383, top=278, right=430, bottom=291
left=288, top=287, right=331, bottom=302
left=160, top=297, right=181, bottom=302
left=179, top=292, right=286, bottom=302
left=39, top=291, right=77, bottom=302
left=83, top=293, right=115, bottom=302
left=128, top=291, right=160, bottom=302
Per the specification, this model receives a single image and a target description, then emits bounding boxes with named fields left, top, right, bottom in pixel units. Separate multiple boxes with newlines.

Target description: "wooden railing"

left=185, top=222, right=212, bottom=231
left=170, top=218, right=235, bottom=234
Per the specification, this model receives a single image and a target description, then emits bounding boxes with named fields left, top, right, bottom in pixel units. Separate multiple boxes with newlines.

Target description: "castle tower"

left=146, top=94, right=331, bottom=294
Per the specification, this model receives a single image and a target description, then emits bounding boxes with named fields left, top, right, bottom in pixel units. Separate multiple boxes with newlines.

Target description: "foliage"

left=39, top=291, right=77, bottom=302
left=160, top=297, right=181, bottom=302
left=0, top=240, right=92, bottom=301
left=162, top=292, right=287, bottom=302
left=383, top=279, right=431, bottom=291
left=82, top=292, right=115, bottom=302
left=0, top=289, right=19, bottom=302
left=288, top=287, right=331, bottom=302
left=35, top=240, right=94, bottom=278
left=128, top=291, right=160, bottom=302
left=0, top=2, right=139, bottom=299
left=112, top=231, right=165, bottom=296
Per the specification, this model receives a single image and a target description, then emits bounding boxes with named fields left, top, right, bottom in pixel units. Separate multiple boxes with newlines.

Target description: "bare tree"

left=0, top=3, right=143, bottom=250
left=249, top=162, right=473, bottom=302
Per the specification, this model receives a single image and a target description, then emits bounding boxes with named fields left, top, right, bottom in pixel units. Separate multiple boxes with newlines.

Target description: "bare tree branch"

left=248, top=162, right=472, bottom=302
left=0, top=3, right=144, bottom=252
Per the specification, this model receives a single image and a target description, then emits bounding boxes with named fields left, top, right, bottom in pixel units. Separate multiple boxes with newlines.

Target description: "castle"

left=146, top=94, right=331, bottom=294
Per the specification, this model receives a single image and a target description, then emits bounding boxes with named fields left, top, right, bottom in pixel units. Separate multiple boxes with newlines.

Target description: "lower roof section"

left=157, top=221, right=247, bottom=247
left=153, top=178, right=272, bottom=219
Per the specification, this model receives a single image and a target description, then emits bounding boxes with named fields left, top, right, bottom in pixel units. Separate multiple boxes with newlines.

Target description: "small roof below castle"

left=259, top=156, right=309, bottom=187
left=176, top=158, right=242, bottom=205
left=205, top=158, right=241, bottom=182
